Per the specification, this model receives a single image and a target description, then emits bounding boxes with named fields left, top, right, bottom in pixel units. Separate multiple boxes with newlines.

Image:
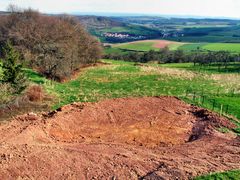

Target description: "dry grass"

left=26, top=85, right=44, bottom=102
left=211, top=74, right=240, bottom=93
left=140, top=65, right=197, bottom=80
left=0, top=83, right=14, bottom=105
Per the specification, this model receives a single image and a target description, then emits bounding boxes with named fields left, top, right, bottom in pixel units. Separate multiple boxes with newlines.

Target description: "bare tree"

left=0, top=7, right=102, bottom=81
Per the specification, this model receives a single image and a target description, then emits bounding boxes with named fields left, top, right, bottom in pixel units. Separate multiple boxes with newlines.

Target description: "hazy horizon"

left=0, top=0, right=239, bottom=19
left=69, top=12, right=240, bottom=20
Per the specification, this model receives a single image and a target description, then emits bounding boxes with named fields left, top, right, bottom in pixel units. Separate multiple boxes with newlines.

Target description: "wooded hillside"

left=0, top=7, right=102, bottom=81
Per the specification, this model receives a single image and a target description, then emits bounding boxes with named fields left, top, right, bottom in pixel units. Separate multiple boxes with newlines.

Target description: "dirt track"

left=0, top=96, right=239, bottom=179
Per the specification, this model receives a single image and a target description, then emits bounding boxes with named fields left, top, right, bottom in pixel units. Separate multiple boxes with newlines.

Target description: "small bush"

left=0, top=7, right=102, bottom=81
left=0, top=83, right=15, bottom=105
left=26, top=85, right=43, bottom=102
left=1, top=41, right=27, bottom=93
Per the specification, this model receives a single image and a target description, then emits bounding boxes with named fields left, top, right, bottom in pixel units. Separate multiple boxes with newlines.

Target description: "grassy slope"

left=168, top=43, right=184, bottom=50
left=24, top=60, right=240, bottom=179
left=25, top=60, right=240, bottom=120
left=114, top=41, right=159, bottom=51
left=110, top=40, right=183, bottom=53
left=168, top=35, right=240, bottom=43
left=178, top=43, right=240, bottom=53
left=160, top=62, right=240, bottom=73
left=26, top=59, right=213, bottom=108
left=195, top=170, right=240, bottom=180
left=160, top=62, right=240, bottom=118
left=203, top=43, right=240, bottom=53
left=106, top=40, right=240, bottom=54
left=167, top=25, right=240, bottom=43
left=104, top=47, right=128, bottom=55
left=178, top=43, right=207, bottom=51
left=94, top=24, right=161, bottom=42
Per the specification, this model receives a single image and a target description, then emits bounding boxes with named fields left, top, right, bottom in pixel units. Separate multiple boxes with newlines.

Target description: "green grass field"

left=14, top=60, right=240, bottom=179
left=203, top=43, right=240, bottom=53
left=195, top=170, right=240, bottom=180
left=25, top=60, right=240, bottom=122
left=107, top=40, right=183, bottom=53
left=160, top=62, right=240, bottom=73
left=179, top=43, right=240, bottom=53
left=106, top=40, right=240, bottom=54
left=168, top=43, right=184, bottom=50
left=104, top=47, right=128, bottom=54
left=178, top=43, right=207, bottom=51
left=114, top=41, right=159, bottom=52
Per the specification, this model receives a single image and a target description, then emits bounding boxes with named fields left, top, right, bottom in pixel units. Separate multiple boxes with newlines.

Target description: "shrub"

left=26, top=85, right=43, bottom=102
left=0, top=83, right=15, bottom=105
left=0, top=41, right=27, bottom=93
left=0, top=7, right=102, bottom=81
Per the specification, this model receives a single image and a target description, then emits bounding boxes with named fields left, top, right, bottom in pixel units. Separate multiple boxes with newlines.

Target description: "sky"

left=0, top=0, right=239, bottom=19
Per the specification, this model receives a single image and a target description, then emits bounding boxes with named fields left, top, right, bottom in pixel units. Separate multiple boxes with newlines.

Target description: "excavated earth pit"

left=0, top=96, right=239, bottom=179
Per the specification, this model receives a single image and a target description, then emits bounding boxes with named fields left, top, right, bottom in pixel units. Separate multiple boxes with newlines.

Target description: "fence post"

left=231, top=89, right=235, bottom=97
left=225, top=105, right=229, bottom=114
left=212, top=99, right=216, bottom=111
left=220, top=104, right=223, bottom=116
left=193, top=92, right=196, bottom=102
left=185, top=89, right=189, bottom=97
left=201, top=96, right=205, bottom=105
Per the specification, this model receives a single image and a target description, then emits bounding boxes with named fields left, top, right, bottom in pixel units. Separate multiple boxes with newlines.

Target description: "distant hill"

left=0, top=11, right=10, bottom=15
left=75, top=15, right=240, bottom=43
left=1, top=11, right=240, bottom=43
left=76, top=15, right=125, bottom=30
left=76, top=15, right=162, bottom=43
left=112, top=16, right=240, bottom=31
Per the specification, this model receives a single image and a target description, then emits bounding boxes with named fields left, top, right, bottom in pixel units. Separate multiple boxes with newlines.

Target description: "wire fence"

left=184, top=89, right=239, bottom=119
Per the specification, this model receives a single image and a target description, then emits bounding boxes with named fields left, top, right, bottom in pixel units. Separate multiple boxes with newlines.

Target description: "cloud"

left=0, top=0, right=239, bottom=18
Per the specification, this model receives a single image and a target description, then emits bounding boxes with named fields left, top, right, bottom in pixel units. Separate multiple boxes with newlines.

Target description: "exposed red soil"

left=0, top=96, right=239, bottom=179
left=152, top=40, right=179, bottom=49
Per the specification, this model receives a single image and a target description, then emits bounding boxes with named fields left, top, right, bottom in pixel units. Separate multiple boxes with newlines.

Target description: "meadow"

left=25, top=60, right=240, bottom=134
left=1, top=58, right=237, bottom=179
left=195, top=170, right=240, bottom=180
left=106, top=40, right=240, bottom=54
left=1, top=11, right=240, bottom=179
left=179, top=43, right=240, bottom=53
left=113, top=41, right=159, bottom=51
left=160, top=62, right=240, bottom=73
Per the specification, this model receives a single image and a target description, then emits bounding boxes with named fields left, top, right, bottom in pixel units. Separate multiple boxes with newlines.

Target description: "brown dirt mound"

left=0, top=96, right=239, bottom=179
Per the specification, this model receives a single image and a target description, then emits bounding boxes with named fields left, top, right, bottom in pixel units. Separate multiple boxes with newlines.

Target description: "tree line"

left=0, top=6, right=102, bottom=81
left=104, top=48, right=240, bottom=68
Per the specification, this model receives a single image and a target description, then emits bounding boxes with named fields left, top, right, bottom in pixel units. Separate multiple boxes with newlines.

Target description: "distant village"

left=102, top=32, right=146, bottom=40
left=102, top=31, right=184, bottom=41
